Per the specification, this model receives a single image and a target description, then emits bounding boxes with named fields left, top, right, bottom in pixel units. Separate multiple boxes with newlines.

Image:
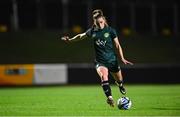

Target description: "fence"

left=0, top=0, right=179, bottom=35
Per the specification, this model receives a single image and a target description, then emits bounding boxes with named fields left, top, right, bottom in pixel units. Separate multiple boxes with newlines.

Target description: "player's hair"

left=92, top=9, right=103, bottom=17
left=92, top=9, right=108, bottom=27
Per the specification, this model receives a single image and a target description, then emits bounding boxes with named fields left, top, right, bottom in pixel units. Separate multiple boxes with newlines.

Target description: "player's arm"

left=113, top=37, right=133, bottom=65
left=61, top=33, right=87, bottom=43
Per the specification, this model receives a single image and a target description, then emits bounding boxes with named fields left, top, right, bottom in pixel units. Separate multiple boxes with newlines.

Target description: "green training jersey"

left=86, top=26, right=118, bottom=64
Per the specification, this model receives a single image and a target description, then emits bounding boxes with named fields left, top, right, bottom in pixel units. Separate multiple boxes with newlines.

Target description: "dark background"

left=0, top=0, right=179, bottom=33
left=0, top=0, right=179, bottom=64
left=0, top=0, right=179, bottom=84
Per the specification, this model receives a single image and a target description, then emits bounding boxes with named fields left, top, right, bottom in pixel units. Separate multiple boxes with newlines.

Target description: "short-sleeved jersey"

left=86, top=26, right=118, bottom=64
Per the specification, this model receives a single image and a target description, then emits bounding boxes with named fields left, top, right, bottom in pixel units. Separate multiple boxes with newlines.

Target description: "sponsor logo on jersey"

left=96, top=39, right=107, bottom=46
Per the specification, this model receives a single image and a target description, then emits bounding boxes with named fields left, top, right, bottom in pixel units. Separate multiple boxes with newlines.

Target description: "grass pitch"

left=0, top=85, right=180, bottom=116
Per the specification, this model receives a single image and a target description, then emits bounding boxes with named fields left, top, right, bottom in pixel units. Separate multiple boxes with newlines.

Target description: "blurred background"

left=0, top=0, right=179, bottom=85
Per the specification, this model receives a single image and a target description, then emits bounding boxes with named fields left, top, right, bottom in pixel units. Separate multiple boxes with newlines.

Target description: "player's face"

left=96, top=17, right=105, bottom=29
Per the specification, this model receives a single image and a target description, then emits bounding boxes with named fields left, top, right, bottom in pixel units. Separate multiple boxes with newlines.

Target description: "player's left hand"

left=122, top=58, right=133, bottom=65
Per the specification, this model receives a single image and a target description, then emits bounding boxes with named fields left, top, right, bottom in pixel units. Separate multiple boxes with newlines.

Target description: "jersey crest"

left=104, top=32, right=110, bottom=38
left=92, top=33, right=96, bottom=38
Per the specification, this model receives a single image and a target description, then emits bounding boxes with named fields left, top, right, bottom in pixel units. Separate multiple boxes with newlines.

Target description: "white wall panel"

left=34, top=64, right=67, bottom=84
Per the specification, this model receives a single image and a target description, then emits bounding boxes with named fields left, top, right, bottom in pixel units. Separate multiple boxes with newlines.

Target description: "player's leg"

left=111, top=70, right=126, bottom=95
left=96, top=66, right=114, bottom=107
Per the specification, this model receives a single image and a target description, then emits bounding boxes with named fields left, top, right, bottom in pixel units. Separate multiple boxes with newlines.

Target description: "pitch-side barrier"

left=0, top=63, right=179, bottom=85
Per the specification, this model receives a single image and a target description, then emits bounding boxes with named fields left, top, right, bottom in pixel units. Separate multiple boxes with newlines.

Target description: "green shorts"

left=95, top=60, right=121, bottom=73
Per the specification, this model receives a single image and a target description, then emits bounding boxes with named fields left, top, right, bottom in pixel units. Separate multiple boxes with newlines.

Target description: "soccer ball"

left=117, top=97, right=132, bottom=110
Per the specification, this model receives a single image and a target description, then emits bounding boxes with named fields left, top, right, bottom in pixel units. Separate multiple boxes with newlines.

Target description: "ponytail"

left=92, top=9, right=109, bottom=27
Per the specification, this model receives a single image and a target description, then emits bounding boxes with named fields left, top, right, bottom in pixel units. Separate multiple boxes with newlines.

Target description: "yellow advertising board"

left=0, top=64, right=34, bottom=85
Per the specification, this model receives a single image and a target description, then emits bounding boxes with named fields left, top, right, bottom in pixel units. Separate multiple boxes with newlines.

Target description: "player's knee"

left=101, top=74, right=108, bottom=81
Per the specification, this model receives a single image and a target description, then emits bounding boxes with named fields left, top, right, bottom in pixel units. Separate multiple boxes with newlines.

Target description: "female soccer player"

left=61, top=9, right=133, bottom=107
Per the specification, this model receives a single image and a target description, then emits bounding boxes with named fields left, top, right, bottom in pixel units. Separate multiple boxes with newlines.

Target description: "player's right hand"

left=61, top=36, right=70, bottom=43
